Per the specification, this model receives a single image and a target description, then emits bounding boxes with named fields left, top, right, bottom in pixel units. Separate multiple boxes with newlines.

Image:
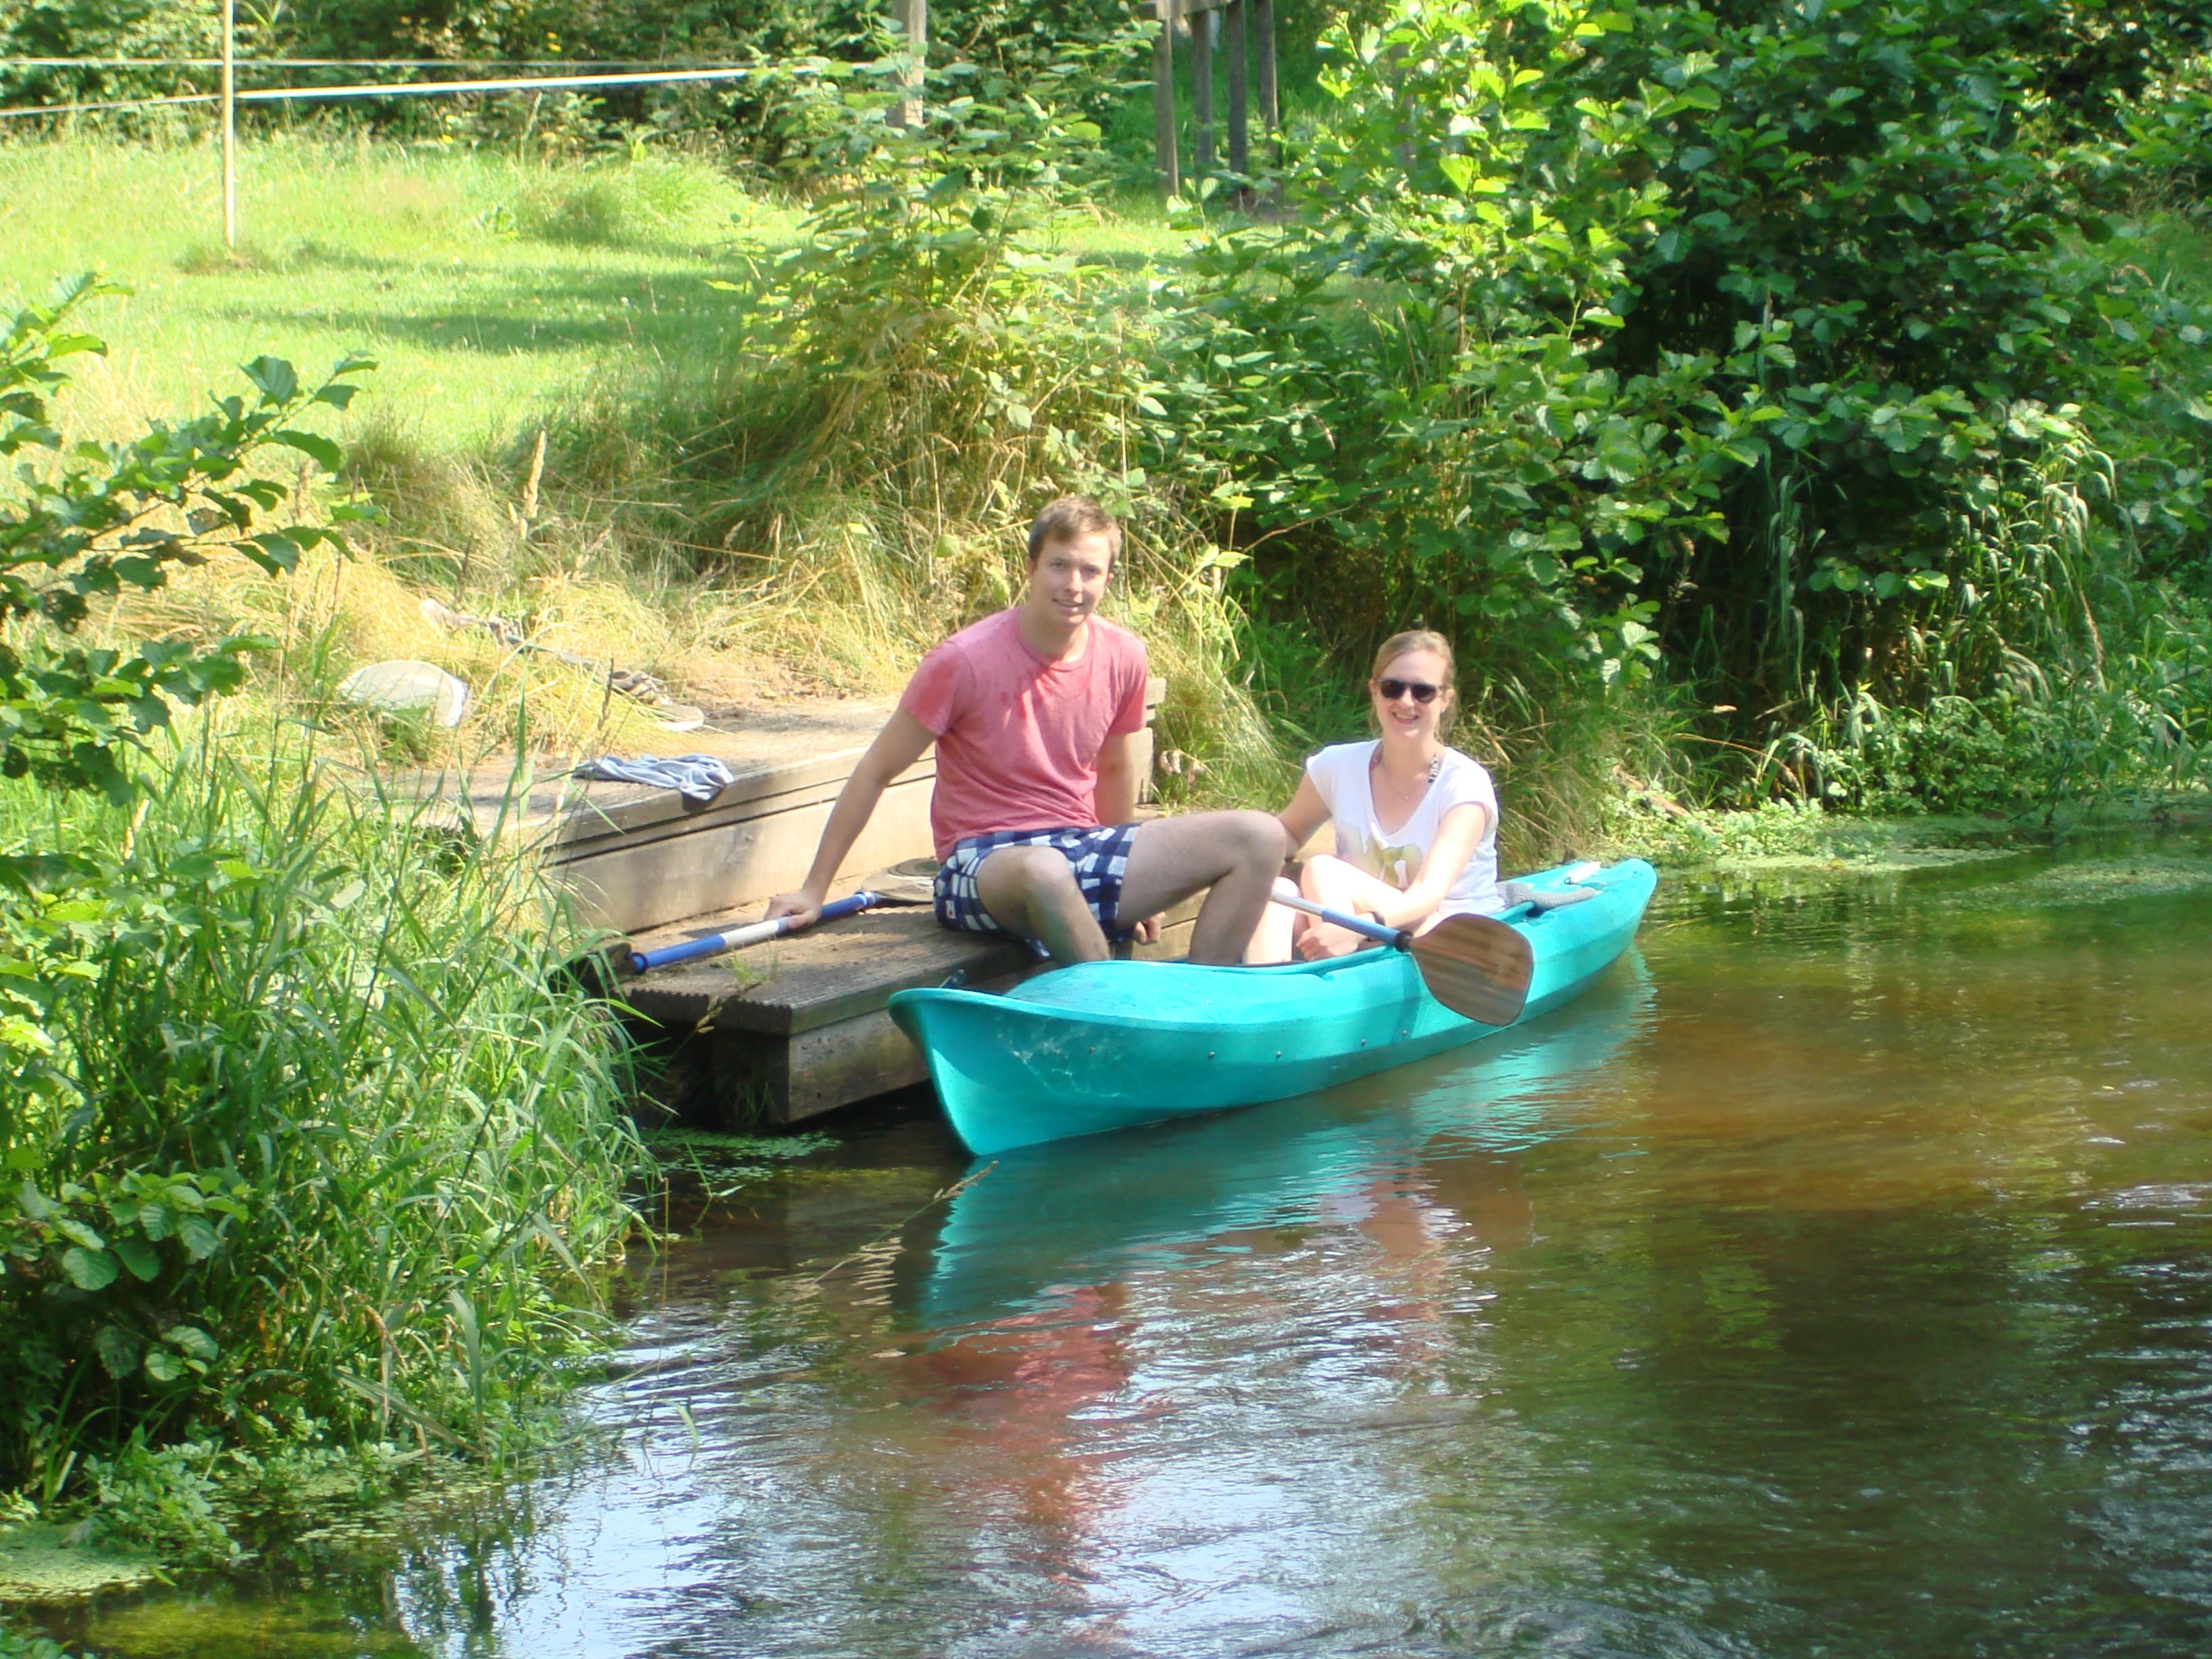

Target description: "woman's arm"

left=1365, top=801, right=1491, bottom=930
left=1276, top=773, right=1332, bottom=859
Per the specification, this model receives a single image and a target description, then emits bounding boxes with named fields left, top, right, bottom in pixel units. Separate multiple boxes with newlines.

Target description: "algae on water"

left=0, top=1523, right=157, bottom=1604
left=1984, top=855, right=2212, bottom=907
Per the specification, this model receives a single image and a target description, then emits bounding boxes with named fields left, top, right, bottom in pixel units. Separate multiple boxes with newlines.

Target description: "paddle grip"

left=628, top=890, right=882, bottom=975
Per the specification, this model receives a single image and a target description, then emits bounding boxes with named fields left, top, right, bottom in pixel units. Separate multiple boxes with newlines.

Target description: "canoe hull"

left=888, top=858, right=1656, bottom=1154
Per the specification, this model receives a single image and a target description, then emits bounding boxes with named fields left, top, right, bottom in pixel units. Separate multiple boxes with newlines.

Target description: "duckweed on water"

left=0, top=1525, right=155, bottom=1605
left=1963, top=854, right=2212, bottom=907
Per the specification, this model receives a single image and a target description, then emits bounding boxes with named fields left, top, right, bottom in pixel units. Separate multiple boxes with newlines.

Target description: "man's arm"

left=762, top=709, right=937, bottom=926
left=1094, top=728, right=1144, bottom=827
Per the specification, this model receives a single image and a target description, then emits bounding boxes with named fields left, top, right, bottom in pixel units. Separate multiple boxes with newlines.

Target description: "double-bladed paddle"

left=1267, top=893, right=1534, bottom=1027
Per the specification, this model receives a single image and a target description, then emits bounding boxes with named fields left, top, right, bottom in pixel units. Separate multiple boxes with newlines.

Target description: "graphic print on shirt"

left=1347, top=832, right=1422, bottom=890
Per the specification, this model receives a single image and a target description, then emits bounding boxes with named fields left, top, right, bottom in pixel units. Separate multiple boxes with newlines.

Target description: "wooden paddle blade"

left=1409, top=914, right=1534, bottom=1026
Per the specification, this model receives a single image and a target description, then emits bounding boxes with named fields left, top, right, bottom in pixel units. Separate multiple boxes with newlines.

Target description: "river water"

left=75, top=832, right=2212, bottom=1657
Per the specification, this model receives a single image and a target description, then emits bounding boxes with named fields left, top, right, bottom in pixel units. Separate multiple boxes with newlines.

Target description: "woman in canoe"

left=1245, top=628, right=1501, bottom=963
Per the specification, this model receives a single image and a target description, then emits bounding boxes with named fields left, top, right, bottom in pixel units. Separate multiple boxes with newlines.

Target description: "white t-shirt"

left=1305, top=741, right=1502, bottom=918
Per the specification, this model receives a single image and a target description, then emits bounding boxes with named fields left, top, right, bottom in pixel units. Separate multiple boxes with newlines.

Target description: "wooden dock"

left=443, top=680, right=1170, bottom=1125
left=621, top=893, right=1199, bottom=1126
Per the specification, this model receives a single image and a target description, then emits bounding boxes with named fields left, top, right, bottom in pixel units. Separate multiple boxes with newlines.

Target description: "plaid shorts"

left=934, top=823, right=1141, bottom=945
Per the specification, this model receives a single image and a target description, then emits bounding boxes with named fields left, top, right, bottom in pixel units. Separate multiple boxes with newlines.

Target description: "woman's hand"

left=1129, top=913, right=1164, bottom=946
left=1296, top=918, right=1366, bottom=960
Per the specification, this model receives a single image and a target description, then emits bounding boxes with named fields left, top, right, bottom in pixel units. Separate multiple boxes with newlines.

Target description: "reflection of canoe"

left=904, top=960, right=1652, bottom=1328
left=887, top=859, right=1657, bottom=1154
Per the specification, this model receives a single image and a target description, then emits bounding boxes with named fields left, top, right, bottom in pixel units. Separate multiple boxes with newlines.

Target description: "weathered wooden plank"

left=557, top=773, right=938, bottom=934
left=559, top=683, right=1160, bottom=935
left=544, top=755, right=933, bottom=867
left=708, top=912, right=1203, bottom=1124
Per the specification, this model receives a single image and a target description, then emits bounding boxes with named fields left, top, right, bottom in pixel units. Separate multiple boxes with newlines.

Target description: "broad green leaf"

left=62, top=1244, right=119, bottom=1290
left=162, top=1324, right=219, bottom=1362
left=242, top=356, right=300, bottom=405
left=274, top=429, right=344, bottom=472
left=177, top=1214, right=221, bottom=1261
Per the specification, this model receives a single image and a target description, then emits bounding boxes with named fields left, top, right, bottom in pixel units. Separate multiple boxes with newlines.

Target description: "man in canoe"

left=763, top=497, right=1288, bottom=964
left=1244, top=628, right=1502, bottom=963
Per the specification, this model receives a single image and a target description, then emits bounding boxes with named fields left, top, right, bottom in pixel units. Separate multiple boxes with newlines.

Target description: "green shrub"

left=1136, top=0, right=2212, bottom=815
left=0, top=730, right=644, bottom=1505
left=0, top=282, right=643, bottom=1521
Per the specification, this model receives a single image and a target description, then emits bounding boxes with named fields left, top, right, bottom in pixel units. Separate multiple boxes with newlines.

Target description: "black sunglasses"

left=1376, top=678, right=1442, bottom=704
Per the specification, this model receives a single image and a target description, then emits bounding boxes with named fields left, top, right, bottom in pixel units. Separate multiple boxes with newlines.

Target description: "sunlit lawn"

left=0, top=134, right=1191, bottom=453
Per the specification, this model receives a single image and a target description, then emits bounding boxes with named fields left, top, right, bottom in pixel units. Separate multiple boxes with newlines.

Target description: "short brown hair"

left=1026, top=495, right=1122, bottom=565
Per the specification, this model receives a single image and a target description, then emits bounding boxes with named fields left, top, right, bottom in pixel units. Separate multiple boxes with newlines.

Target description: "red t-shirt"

left=899, top=608, right=1150, bottom=859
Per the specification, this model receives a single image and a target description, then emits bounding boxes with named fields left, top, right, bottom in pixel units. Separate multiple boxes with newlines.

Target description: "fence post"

left=1152, top=0, right=1179, bottom=197
left=221, top=0, right=237, bottom=249
left=892, top=0, right=927, bottom=129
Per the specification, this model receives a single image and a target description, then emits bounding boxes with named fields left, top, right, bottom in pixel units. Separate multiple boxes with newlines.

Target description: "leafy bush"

left=0, top=275, right=371, bottom=811
left=0, top=285, right=642, bottom=1521
left=0, top=726, right=644, bottom=1513
left=1141, top=0, right=2212, bottom=814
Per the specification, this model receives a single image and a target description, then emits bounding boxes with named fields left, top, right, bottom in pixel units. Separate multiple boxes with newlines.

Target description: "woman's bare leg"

left=1298, top=855, right=1414, bottom=958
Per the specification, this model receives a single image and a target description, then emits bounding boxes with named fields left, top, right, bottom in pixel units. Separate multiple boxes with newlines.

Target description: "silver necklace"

left=1372, top=748, right=1441, bottom=798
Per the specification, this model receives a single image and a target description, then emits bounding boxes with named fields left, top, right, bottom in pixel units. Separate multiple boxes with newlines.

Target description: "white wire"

left=0, top=63, right=770, bottom=121
left=1, top=57, right=760, bottom=68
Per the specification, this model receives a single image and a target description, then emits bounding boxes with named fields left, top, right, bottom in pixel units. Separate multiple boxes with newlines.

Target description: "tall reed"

left=0, top=714, right=643, bottom=1503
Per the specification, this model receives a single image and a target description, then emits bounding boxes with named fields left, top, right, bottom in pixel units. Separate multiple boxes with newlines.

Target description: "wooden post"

left=1255, top=0, right=1279, bottom=131
left=1225, top=0, right=1249, bottom=186
left=1190, top=5, right=1215, bottom=180
left=221, top=0, right=237, bottom=249
left=892, top=0, right=927, bottom=129
left=1152, top=0, right=1179, bottom=197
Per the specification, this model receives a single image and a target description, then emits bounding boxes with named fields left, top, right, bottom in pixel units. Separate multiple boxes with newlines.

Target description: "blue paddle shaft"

left=628, top=891, right=881, bottom=975
left=1267, top=890, right=1412, bottom=951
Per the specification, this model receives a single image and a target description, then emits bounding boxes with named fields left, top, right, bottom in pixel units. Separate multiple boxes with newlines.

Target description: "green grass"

left=0, top=135, right=1190, bottom=453
left=0, top=134, right=1204, bottom=758
left=0, top=136, right=803, bottom=451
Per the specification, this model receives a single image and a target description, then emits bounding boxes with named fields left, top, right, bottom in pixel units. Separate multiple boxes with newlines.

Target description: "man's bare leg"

left=1118, top=811, right=1288, bottom=965
left=972, top=845, right=1111, bottom=965
left=1244, top=876, right=1303, bottom=964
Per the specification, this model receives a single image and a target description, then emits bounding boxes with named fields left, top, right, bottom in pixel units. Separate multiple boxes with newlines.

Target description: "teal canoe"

left=887, top=857, right=1658, bottom=1154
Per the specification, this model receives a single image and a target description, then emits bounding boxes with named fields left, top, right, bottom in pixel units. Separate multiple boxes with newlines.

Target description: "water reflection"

left=909, top=961, right=1652, bottom=1326
left=70, top=838, right=2212, bottom=1657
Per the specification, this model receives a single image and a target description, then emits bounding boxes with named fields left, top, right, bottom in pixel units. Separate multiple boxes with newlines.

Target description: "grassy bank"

left=0, top=714, right=647, bottom=1559
left=0, top=277, right=655, bottom=1575
left=0, top=134, right=1221, bottom=769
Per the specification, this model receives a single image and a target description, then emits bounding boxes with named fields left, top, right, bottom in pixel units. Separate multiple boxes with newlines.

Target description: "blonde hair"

left=1369, top=628, right=1458, bottom=733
